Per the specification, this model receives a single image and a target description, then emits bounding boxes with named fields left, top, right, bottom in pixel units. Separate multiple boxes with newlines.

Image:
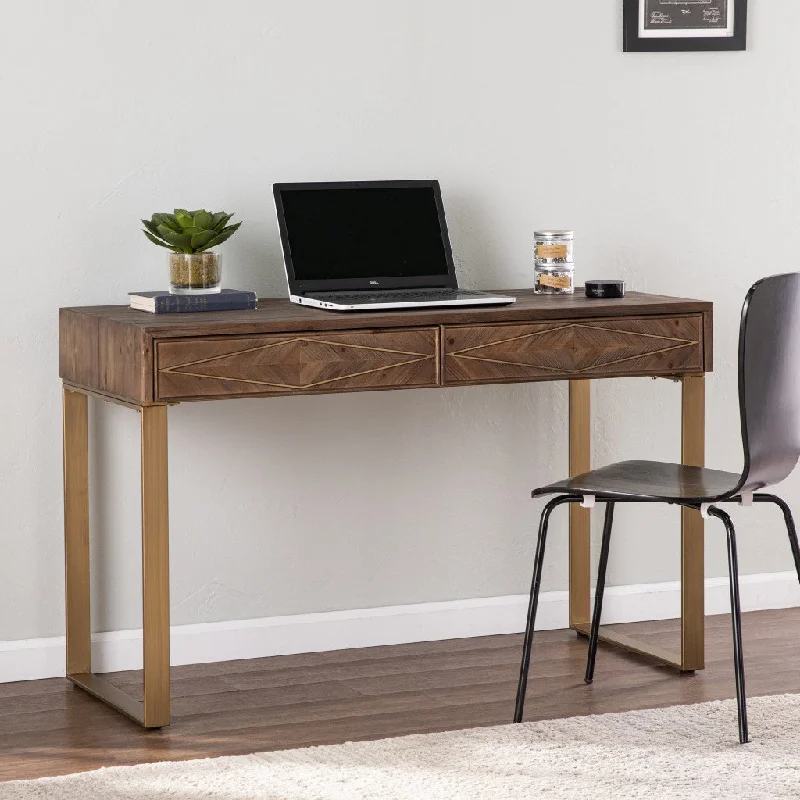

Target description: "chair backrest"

left=737, top=273, right=800, bottom=492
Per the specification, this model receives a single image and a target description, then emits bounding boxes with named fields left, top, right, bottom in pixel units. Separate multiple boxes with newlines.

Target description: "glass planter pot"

left=169, top=252, right=221, bottom=294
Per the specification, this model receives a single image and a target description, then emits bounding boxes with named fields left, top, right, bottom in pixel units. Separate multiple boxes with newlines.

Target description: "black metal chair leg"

left=514, top=495, right=576, bottom=724
left=585, top=502, right=615, bottom=684
left=754, top=494, right=800, bottom=587
left=708, top=506, right=749, bottom=744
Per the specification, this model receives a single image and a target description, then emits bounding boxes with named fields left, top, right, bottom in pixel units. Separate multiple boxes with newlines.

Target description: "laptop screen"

left=276, top=183, right=453, bottom=288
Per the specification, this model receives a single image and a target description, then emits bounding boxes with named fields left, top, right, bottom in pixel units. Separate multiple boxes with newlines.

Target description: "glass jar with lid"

left=534, top=230, right=574, bottom=295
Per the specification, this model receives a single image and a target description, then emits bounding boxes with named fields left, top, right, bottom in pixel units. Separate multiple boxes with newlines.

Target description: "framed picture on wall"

left=623, top=0, right=747, bottom=52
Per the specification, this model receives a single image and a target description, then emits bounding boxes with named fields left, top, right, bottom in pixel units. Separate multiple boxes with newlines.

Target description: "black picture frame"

left=624, top=0, right=747, bottom=52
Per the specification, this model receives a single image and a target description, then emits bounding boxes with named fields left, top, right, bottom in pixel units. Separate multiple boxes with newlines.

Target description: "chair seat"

left=532, top=460, right=742, bottom=502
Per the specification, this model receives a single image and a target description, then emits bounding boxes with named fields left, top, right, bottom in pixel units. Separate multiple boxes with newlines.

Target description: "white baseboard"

left=2, top=571, right=798, bottom=683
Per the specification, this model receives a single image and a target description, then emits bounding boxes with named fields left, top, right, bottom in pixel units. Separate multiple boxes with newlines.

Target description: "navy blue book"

left=129, top=289, right=257, bottom=314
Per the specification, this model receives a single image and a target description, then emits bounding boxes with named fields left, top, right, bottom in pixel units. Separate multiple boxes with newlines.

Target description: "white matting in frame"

left=638, top=0, right=735, bottom=38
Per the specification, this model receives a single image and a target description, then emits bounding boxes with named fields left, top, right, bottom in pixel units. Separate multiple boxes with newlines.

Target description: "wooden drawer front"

left=157, top=328, right=439, bottom=400
left=444, top=315, right=703, bottom=384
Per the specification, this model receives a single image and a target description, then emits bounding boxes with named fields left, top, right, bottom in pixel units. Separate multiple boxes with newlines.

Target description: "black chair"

left=513, top=273, right=800, bottom=744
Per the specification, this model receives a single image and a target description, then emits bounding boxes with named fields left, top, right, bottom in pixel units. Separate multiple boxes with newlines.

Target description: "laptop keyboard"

left=307, top=289, right=491, bottom=305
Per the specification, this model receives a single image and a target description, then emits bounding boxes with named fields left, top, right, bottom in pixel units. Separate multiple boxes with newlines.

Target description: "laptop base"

left=292, top=289, right=516, bottom=312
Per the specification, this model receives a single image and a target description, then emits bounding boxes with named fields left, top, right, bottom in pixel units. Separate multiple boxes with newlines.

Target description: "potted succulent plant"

left=142, top=209, right=242, bottom=294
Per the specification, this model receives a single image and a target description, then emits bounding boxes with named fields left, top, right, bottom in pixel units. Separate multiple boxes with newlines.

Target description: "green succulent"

left=142, top=209, right=242, bottom=254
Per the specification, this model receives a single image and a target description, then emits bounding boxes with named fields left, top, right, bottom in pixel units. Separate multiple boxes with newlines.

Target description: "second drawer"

left=443, top=315, right=704, bottom=384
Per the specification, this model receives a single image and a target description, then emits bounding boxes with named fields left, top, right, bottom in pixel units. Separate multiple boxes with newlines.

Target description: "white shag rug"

left=4, top=694, right=800, bottom=799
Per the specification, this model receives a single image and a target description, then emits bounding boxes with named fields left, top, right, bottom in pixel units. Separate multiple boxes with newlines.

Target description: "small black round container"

left=585, top=279, right=625, bottom=299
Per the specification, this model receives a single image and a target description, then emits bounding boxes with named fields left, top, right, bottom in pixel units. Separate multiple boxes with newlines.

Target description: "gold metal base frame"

left=63, top=386, right=171, bottom=728
left=567, top=376, right=705, bottom=672
left=61, top=373, right=705, bottom=729
left=572, top=623, right=682, bottom=669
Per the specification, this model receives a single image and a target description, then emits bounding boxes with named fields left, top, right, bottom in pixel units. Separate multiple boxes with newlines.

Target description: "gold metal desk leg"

left=141, top=405, right=170, bottom=727
left=681, top=374, right=705, bottom=671
left=64, top=389, right=91, bottom=676
left=569, top=380, right=592, bottom=628
left=568, top=376, right=706, bottom=672
left=62, top=386, right=171, bottom=728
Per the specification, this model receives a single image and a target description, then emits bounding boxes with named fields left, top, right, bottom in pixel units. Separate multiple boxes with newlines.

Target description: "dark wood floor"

left=3, top=608, right=800, bottom=782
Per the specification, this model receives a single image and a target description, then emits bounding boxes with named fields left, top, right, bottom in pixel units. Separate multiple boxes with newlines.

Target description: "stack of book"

left=129, top=289, right=257, bottom=314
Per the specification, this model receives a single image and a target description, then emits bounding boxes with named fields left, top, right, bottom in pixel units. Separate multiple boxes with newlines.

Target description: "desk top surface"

left=62, top=289, right=712, bottom=338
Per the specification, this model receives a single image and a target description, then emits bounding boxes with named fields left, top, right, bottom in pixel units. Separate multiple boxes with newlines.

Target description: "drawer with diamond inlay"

left=156, top=327, right=440, bottom=401
left=443, top=315, right=704, bottom=385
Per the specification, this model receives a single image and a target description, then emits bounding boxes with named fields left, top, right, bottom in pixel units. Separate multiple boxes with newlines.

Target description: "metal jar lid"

left=534, top=230, right=574, bottom=240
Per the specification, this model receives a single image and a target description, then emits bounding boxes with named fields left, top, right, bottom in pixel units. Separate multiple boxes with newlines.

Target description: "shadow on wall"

left=442, top=191, right=507, bottom=290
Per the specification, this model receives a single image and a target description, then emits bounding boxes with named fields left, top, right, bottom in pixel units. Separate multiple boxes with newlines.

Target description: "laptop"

left=273, top=180, right=516, bottom=311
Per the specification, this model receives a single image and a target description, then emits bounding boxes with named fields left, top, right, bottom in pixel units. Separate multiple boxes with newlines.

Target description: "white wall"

left=2, top=1, right=799, bottom=644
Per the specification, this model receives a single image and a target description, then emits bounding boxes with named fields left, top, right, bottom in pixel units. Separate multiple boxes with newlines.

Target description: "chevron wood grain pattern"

left=443, top=315, right=703, bottom=385
left=59, top=292, right=712, bottom=404
left=156, top=328, right=440, bottom=400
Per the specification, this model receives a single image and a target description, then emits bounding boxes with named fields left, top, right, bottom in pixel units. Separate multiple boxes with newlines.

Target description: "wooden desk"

left=59, top=289, right=713, bottom=727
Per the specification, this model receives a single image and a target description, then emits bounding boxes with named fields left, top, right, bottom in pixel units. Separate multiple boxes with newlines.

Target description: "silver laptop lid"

left=273, top=180, right=458, bottom=296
